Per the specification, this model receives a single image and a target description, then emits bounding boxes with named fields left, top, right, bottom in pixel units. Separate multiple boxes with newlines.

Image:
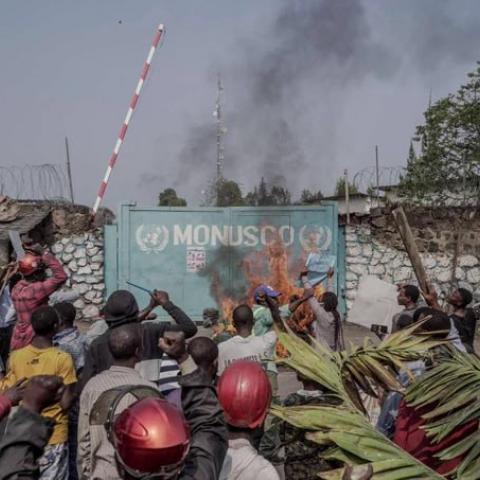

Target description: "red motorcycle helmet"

left=18, top=253, right=43, bottom=277
left=112, top=397, right=191, bottom=479
left=217, top=360, right=272, bottom=429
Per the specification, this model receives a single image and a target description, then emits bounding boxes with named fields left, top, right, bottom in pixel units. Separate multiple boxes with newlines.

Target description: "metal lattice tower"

left=214, top=73, right=225, bottom=183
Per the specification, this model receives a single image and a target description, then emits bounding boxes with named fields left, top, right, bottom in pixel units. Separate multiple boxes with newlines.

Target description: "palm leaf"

left=276, top=326, right=346, bottom=402
left=405, top=349, right=480, bottom=478
left=338, top=322, right=443, bottom=405
left=277, top=320, right=442, bottom=413
left=272, top=404, right=444, bottom=479
left=272, top=324, right=448, bottom=479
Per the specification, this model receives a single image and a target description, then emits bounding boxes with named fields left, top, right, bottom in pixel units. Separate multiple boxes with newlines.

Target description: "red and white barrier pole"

left=92, top=23, right=165, bottom=215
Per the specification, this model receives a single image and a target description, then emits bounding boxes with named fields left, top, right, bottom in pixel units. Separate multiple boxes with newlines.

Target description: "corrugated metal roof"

left=0, top=202, right=51, bottom=240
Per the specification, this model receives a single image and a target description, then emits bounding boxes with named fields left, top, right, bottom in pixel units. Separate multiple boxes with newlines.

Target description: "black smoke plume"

left=174, top=0, right=395, bottom=199
left=144, top=0, right=480, bottom=203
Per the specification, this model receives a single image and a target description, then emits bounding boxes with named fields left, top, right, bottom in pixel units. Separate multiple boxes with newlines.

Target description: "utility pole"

left=344, top=168, right=350, bottom=225
left=214, top=74, right=225, bottom=201
left=375, top=145, right=380, bottom=204
left=65, top=137, right=75, bottom=204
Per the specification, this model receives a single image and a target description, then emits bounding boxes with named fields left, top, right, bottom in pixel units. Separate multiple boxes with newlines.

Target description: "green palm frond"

left=273, top=324, right=447, bottom=479
left=405, top=349, right=480, bottom=479
left=277, top=320, right=442, bottom=412
left=271, top=404, right=444, bottom=479
left=277, top=325, right=345, bottom=401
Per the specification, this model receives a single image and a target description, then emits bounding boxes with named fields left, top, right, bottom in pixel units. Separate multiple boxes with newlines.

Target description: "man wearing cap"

left=11, top=247, right=67, bottom=351
left=252, top=285, right=291, bottom=336
left=252, top=286, right=293, bottom=401
left=79, top=289, right=197, bottom=392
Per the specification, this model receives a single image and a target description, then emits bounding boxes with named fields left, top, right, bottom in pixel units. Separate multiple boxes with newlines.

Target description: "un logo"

left=299, top=225, right=332, bottom=252
left=136, top=224, right=169, bottom=253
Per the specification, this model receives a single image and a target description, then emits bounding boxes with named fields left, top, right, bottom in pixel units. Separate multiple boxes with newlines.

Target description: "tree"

left=334, top=177, right=359, bottom=196
left=244, top=187, right=258, bottom=206
left=257, top=177, right=271, bottom=206
left=244, top=177, right=292, bottom=206
left=399, top=63, right=480, bottom=203
left=299, top=189, right=323, bottom=204
left=270, top=185, right=291, bottom=205
left=215, top=179, right=245, bottom=207
left=407, top=140, right=417, bottom=166
left=158, top=188, right=187, bottom=207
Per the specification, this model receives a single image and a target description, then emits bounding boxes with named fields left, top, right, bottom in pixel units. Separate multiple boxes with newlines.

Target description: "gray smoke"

left=173, top=0, right=396, bottom=199
left=390, top=0, right=480, bottom=73
left=173, top=124, right=216, bottom=191
left=145, top=0, right=480, bottom=203
left=246, top=0, right=394, bottom=105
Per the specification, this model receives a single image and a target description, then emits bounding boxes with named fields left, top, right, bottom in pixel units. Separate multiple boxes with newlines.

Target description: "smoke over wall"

left=159, top=0, right=480, bottom=203
left=173, top=0, right=395, bottom=199
left=392, top=0, right=480, bottom=72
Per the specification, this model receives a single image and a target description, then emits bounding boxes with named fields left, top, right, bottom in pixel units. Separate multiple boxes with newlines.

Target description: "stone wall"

left=344, top=209, right=480, bottom=312
left=51, top=232, right=105, bottom=321
left=45, top=206, right=480, bottom=319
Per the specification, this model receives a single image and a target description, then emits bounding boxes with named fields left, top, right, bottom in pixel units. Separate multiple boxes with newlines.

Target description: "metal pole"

left=92, top=24, right=165, bottom=216
left=375, top=145, right=380, bottom=203
left=344, top=168, right=350, bottom=225
left=65, top=137, right=75, bottom=204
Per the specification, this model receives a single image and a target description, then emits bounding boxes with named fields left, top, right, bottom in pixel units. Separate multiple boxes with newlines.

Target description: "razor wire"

left=352, top=164, right=480, bottom=209
left=0, top=164, right=69, bottom=201
left=352, top=166, right=405, bottom=193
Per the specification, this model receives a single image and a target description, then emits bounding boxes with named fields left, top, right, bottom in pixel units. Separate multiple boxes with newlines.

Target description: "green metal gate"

left=105, top=202, right=341, bottom=319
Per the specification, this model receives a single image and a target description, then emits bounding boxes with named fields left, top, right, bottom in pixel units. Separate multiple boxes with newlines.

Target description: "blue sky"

left=1, top=0, right=479, bottom=209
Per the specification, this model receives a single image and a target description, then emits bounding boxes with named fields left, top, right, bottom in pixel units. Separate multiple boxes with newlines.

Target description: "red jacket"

left=11, top=253, right=67, bottom=350
left=394, top=399, right=478, bottom=475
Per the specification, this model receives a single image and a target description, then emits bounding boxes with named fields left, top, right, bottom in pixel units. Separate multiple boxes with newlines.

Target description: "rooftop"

left=0, top=199, right=51, bottom=241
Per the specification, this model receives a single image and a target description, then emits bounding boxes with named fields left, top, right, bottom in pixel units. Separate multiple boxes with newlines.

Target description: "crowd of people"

left=0, top=242, right=477, bottom=480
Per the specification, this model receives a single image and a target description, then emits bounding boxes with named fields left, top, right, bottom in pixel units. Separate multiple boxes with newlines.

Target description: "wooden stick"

left=392, top=207, right=430, bottom=293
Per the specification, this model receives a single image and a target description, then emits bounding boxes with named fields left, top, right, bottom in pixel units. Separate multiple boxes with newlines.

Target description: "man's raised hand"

left=159, top=331, right=188, bottom=363
left=151, top=290, right=170, bottom=307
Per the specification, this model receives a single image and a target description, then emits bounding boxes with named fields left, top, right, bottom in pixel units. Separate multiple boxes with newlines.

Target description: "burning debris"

left=201, top=232, right=325, bottom=334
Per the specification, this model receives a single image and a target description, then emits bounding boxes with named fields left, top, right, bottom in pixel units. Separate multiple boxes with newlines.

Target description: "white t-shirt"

left=219, top=438, right=280, bottom=480
left=217, top=332, right=277, bottom=376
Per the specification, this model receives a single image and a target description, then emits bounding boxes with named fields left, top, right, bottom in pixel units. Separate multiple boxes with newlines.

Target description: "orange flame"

left=213, top=232, right=324, bottom=343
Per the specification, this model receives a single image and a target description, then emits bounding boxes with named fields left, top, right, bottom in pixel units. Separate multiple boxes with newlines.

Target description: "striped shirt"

left=135, top=352, right=180, bottom=394
left=158, top=352, right=180, bottom=393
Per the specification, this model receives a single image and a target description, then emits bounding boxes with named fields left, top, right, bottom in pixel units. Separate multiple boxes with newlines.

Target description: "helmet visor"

left=116, top=453, right=183, bottom=480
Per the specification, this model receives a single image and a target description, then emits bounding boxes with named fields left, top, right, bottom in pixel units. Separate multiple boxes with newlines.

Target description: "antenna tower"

left=215, top=74, right=225, bottom=184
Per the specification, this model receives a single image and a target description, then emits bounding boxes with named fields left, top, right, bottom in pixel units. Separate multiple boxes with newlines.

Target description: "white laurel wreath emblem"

left=299, top=225, right=332, bottom=252
left=135, top=225, right=169, bottom=253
